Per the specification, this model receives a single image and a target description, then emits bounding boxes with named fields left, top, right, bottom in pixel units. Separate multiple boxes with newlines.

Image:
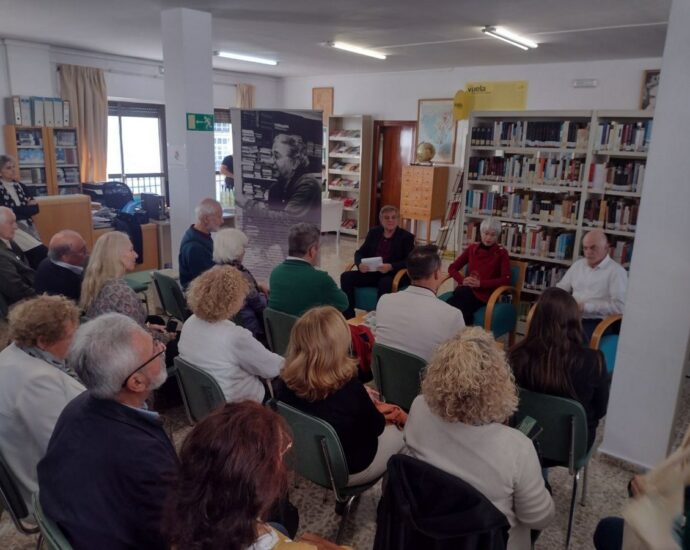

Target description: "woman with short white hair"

left=447, top=217, right=511, bottom=325
left=213, top=228, right=268, bottom=343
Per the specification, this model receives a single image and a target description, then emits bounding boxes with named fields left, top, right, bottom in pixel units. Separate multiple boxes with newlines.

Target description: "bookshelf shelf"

left=327, top=115, right=372, bottom=240
left=461, top=109, right=650, bottom=299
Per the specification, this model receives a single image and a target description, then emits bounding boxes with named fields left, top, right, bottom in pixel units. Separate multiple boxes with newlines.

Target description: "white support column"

left=161, top=8, right=215, bottom=267
left=600, top=0, right=690, bottom=468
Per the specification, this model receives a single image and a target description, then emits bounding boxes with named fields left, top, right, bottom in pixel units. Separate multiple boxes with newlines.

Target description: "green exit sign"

left=186, top=113, right=214, bottom=131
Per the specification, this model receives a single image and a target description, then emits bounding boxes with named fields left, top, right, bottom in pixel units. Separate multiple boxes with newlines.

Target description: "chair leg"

left=174, top=370, right=194, bottom=425
left=580, top=465, right=589, bottom=506
left=334, top=494, right=358, bottom=545
left=565, top=469, right=580, bottom=550
left=35, top=533, right=43, bottom=550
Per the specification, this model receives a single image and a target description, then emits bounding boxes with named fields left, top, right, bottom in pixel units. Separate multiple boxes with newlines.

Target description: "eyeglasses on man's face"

left=121, top=340, right=166, bottom=388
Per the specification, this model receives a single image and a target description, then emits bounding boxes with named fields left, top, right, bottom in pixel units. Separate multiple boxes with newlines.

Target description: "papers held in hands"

left=361, top=256, right=383, bottom=270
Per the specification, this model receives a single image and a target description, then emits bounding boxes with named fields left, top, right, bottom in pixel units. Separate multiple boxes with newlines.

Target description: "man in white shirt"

left=557, top=229, right=628, bottom=339
left=376, top=245, right=465, bottom=362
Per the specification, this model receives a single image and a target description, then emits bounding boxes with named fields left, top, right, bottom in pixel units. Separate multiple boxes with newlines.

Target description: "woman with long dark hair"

left=509, top=287, right=611, bottom=450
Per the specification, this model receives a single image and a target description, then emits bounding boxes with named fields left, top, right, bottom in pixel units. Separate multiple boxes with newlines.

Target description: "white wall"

left=282, top=57, right=662, bottom=120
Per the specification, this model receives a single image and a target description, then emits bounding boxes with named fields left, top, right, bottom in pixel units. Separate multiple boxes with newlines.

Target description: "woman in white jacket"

left=178, top=265, right=283, bottom=403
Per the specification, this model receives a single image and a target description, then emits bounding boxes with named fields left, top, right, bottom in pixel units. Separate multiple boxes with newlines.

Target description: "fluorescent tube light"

left=329, top=41, right=386, bottom=60
left=215, top=50, right=278, bottom=66
left=482, top=26, right=538, bottom=50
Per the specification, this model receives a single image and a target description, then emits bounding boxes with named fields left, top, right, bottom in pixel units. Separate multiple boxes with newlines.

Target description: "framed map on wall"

left=417, top=98, right=457, bottom=164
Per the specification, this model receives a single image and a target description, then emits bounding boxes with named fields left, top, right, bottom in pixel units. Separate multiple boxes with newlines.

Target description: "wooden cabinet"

left=34, top=194, right=94, bottom=247
left=400, top=165, right=448, bottom=242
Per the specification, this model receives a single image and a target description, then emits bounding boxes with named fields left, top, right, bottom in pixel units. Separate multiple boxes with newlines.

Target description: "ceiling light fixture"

left=329, top=41, right=386, bottom=60
left=214, top=50, right=278, bottom=66
left=481, top=26, right=538, bottom=50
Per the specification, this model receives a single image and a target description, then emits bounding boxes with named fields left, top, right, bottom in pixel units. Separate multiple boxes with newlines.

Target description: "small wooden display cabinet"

left=400, top=164, right=448, bottom=243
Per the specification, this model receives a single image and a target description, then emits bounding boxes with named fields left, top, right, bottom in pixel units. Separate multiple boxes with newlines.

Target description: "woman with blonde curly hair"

left=275, top=306, right=403, bottom=485
left=404, top=327, right=554, bottom=550
left=178, top=265, right=283, bottom=403
left=0, top=295, right=84, bottom=511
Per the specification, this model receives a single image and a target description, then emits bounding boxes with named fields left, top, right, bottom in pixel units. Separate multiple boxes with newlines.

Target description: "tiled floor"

left=1, top=232, right=688, bottom=549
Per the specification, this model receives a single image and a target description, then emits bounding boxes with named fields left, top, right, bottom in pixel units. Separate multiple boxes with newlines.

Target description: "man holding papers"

left=340, top=205, right=415, bottom=318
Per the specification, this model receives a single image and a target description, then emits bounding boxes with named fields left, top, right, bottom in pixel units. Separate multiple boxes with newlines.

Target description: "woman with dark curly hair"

left=164, top=401, right=342, bottom=550
left=178, top=265, right=283, bottom=403
left=404, top=327, right=554, bottom=550
left=509, top=286, right=611, bottom=451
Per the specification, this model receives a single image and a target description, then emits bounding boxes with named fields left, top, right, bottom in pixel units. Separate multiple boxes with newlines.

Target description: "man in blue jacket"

left=178, top=198, right=223, bottom=288
left=37, top=313, right=178, bottom=550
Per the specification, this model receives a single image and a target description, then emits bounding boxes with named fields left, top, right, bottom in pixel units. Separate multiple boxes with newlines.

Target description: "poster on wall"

left=231, top=108, right=323, bottom=279
left=464, top=80, right=528, bottom=111
left=416, top=98, right=457, bottom=164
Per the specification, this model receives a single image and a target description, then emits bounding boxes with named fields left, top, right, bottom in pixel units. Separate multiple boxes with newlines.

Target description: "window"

left=107, top=102, right=168, bottom=197
left=214, top=109, right=233, bottom=199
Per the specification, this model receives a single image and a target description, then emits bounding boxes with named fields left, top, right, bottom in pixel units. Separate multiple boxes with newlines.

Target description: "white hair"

left=194, top=198, right=221, bottom=222
left=480, top=218, right=502, bottom=236
left=68, top=313, right=146, bottom=399
left=0, top=206, right=14, bottom=224
left=213, top=228, right=248, bottom=263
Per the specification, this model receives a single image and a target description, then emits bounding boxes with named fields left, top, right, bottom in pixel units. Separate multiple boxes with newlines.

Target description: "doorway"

left=370, top=121, right=417, bottom=227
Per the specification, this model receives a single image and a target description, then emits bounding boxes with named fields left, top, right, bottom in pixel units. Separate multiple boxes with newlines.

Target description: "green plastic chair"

left=274, top=401, right=382, bottom=544
left=516, top=388, right=593, bottom=550
left=173, top=357, right=225, bottom=424
left=371, top=343, right=426, bottom=412
left=438, top=260, right=526, bottom=345
left=0, top=451, right=41, bottom=547
left=152, top=271, right=190, bottom=322
left=263, top=308, right=298, bottom=356
left=32, top=493, right=72, bottom=550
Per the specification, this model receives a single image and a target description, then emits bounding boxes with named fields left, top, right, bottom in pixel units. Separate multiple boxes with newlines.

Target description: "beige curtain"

left=236, top=84, right=255, bottom=109
left=58, top=64, right=108, bottom=183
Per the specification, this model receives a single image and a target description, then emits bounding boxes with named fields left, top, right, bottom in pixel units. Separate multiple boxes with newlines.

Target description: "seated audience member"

left=179, top=265, right=283, bottom=403
left=510, top=287, right=611, bottom=452
left=0, top=206, right=36, bottom=306
left=179, top=198, right=223, bottom=288
left=405, top=327, right=555, bottom=550
left=376, top=244, right=465, bottom=362
left=557, top=229, right=627, bottom=340
left=340, top=205, right=415, bottom=318
left=165, top=401, right=343, bottom=549
left=213, top=227, right=268, bottom=342
left=34, top=229, right=89, bottom=301
left=0, top=295, right=84, bottom=511
left=37, top=313, right=177, bottom=550
left=269, top=223, right=348, bottom=316
left=447, top=217, right=510, bottom=325
left=275, top=306, right=403, bottom=485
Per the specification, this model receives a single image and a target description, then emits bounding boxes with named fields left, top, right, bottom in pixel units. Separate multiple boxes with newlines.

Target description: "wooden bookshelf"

left=4, top=125, right=82, bottom=197
left=326, top=115, right=372, bottom=239
left=459, top=109, right=652, bottom=301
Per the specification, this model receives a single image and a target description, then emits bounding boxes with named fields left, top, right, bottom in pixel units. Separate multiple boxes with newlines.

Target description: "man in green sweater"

left=269, top=223, right=348, bottom=316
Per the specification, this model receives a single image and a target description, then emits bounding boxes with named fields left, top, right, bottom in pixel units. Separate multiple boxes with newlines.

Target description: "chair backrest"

left=590, top=315, right=622, bottom=374
left=275, top=401, right=349, bottom=490
left=517, top=388, right=589, bottom=471
left=173, top=357, right=225, bottom=423
left=0, top=451, right=37, bottom=535
left=152, top=271, right=190, bottom=322
left=263, top=308, right=298, bottom=356
left=509, top=260, right=527, bottom=298
left=321, top=199, right=344, bottom=233
left=32, top=493, right=73, bottom=550
left=371, top=343, right=426, bottom=411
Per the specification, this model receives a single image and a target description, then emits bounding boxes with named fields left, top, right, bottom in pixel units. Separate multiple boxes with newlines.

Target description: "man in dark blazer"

left=0, top=206, right=36, bottom=308
left=37, top=313, right=178, bottom=550
left=34, top=230, right=88, bottom=301
left=340, top=205, right=415, bottom=318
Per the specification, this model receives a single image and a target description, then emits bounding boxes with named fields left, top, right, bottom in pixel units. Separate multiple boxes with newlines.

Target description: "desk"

left=93, top=224, right=160, bottom=272
left=34, top=195, right=94, bottom=247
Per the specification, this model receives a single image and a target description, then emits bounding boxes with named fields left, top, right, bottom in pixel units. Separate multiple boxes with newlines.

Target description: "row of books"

left=54, top=130, right=77, bottom=147
left=17, top=148, right=45, bottom=164
left=501, top=225, right=575, bottom=260
left=610, top=239, right=633, bottom=265
left=329, top=177, right=359, bottom=188
left=16, top=128, right=43, bottom=147
left=330, top=162, right=360, bottom=172
left=468, top=154, right=585, bottom=186
left=470, top=120, right=589, bottom=149
left=56, top=167, right=80, bottom=185
left=595, top=121, right=652, bottom=152
left=465, top=190, right=580, bottom=225
left=588, top=160, right=645, bottom=193
left=524, top=264, right=568, bottom=291
left=19, top=167, right=46, bottom=185
left=330, top=130, right=360, bottom=139
left=56, top=147, right=78, bottom=165
left=330, top=144, right=360, bottom=157
left=6, top=96, right=71, bottom=127
left=583, top=198, right=639, bottom=231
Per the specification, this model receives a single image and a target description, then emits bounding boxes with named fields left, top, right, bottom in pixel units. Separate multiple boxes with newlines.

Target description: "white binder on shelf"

left=30, top=97, right=44, bottom=126
left=44, top=97, right=55, bottom=127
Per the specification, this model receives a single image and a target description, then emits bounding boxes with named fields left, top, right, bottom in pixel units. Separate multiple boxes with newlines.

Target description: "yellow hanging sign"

left=453, top=80, right=528, bottom=120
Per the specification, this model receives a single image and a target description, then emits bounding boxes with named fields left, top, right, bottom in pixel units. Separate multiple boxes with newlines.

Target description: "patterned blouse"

left=85, top=278, right=146, bottom=325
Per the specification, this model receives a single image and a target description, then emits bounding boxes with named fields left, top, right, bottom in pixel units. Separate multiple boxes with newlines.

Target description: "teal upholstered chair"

left=437, top=260, right=526, bottom=345
left=371, top=343, right=426, bottom=411
left=152, top=271, right=191, bottom=322
left=516, top=389, right=594, bottom=550
left=343, top=263, right=409, bottom=312
left=273, top=401, right=382, bottom=544
left=590, top=315, right=622, bottom=374
left=33, top=493, right=72, bottom=550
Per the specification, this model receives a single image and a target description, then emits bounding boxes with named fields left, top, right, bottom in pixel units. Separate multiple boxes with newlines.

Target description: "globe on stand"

left=415, top=142, right=436, bottom=165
